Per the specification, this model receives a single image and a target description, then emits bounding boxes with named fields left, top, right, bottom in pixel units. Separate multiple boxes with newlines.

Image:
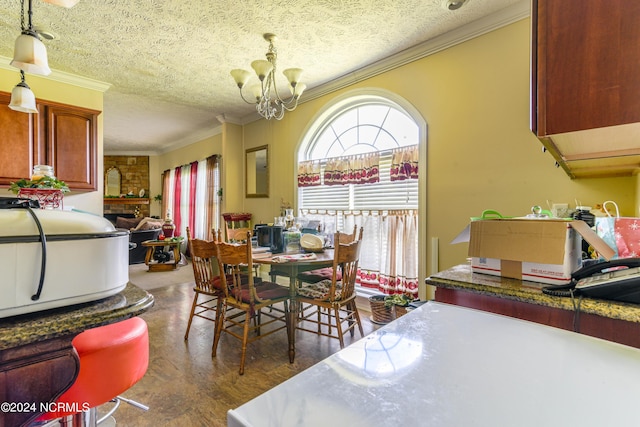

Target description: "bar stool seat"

left=36, top=316, right=149, bottom=426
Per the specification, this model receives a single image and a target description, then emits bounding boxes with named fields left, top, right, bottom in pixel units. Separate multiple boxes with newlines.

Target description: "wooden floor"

left=111, top=280, right=380, bottom=426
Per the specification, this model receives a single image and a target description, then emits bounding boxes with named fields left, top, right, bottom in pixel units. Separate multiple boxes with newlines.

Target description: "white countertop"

left=227, top=301, right=640, bottom=427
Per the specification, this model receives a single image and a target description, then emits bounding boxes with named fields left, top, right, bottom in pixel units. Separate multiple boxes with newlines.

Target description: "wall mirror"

left=104, top=166, right=121, bottom=197
left=246, top=145, right=269, bottom=198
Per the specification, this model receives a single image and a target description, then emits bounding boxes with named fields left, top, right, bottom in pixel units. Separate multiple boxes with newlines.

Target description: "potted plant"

left=384, top=294, right=413, bottom=318
left=369, top=294, right=413, bottom=324
left=9, top=176, right=70, bottom=194
left=9, top=176, right=70, bottom=209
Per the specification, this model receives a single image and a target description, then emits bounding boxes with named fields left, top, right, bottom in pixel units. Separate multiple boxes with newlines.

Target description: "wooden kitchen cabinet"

left=0, top=93, right=44, bottom=187
left=0, top=92, right=100, bottom=192
left=44, top=104, right=99, bottom=191
left=531, top=0, right=640, bottom=179
left=532, top=0, right=640, bottom=136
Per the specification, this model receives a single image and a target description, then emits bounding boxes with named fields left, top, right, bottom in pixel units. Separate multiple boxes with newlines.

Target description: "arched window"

left=298, top=101, right=418, bottom=211
left=297, top=95, right=420, bottom=298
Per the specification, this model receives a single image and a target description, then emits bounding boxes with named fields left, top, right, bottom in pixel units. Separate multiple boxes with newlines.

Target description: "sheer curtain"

left=302, top=210, right=419, bottom=299
left=161, top=155, right=220, bottom=241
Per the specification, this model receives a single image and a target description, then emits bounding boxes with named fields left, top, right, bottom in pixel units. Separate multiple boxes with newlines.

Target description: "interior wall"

left=238, top=18, right=636, bottom=291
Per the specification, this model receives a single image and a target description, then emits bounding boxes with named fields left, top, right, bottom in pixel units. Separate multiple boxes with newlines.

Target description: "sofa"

left=104, top=214, right=163, bottom=264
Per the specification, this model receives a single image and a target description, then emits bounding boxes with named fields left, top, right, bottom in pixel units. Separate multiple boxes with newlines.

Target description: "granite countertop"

left=426, top=264, right=640, bottom=323
left=0, top=283, right=154, bottom=350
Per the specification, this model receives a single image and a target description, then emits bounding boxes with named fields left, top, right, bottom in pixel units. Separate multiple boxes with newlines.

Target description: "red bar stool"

left=35, top=317, right=149, bottom=426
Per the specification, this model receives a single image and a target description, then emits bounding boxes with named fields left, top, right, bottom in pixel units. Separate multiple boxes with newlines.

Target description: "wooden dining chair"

left=184, top=227, right=225, bottom=352
left=296, top=225, right=361, bottom=285
left=226, top=227, right=253, bottom=243
left=295, top=231, right=364, bottom=348
left=212, top=231, right=292, bottom=375
left=224, top=227, right=261, bottom=278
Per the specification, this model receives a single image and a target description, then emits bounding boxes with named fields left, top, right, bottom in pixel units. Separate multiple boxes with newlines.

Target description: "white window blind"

left=298, top=153, right=418, bottom=213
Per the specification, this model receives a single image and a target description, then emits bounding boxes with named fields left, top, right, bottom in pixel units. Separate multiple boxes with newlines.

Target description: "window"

left=297, top=97, right=420, bottom=297
left=299, top=103, right=418, bottom=212
left=161, top=155, right=220, bottom=241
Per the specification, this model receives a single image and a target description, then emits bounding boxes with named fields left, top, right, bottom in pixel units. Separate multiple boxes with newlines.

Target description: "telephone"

left=542, top=258, right=640, bottom=304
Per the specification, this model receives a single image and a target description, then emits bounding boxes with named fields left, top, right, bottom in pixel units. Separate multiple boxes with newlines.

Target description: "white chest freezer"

left=0, top=206, right=129, bottom=318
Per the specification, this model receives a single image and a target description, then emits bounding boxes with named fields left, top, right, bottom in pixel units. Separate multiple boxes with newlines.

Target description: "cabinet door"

left=45, top=105, right=98, bottom=191
left=532, top=0, right=640, bottom=136
left=0, top=93, right=43, bottom=186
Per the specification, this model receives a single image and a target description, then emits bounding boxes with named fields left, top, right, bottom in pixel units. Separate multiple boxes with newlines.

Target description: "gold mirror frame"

left=104, top=166, right=121, bottom=197
left=246, top=145, right=269, bottom=198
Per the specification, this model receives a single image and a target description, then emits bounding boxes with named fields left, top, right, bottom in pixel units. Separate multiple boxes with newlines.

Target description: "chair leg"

left=184, top=292, right=199, bottom=340
left=351, top=301, right=364, bottom=337
left=333, top=306, right=346, bottom=348
left=238, top=310, right=252, bottom=375
left=316, top=306, right=323, bottom=334
left=212, top=300, right=226, bottom=357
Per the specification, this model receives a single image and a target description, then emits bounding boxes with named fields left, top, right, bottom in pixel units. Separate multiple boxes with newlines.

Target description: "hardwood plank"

left=109, top=281, right=378, bottom=426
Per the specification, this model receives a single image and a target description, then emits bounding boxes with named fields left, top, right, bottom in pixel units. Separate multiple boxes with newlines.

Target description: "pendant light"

left=11, top=0, right=51, bottom=76
left=9, top=71, right=38, bottom=114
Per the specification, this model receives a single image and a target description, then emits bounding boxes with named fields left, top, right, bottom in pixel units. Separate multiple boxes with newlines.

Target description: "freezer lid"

left=0, top=209, right=118, bottom=237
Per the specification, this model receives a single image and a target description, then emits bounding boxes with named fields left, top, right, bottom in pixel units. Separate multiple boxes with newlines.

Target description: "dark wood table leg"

left=288, top=266, right=298, bottom=363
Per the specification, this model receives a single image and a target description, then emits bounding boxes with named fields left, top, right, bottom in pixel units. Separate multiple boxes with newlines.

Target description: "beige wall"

left=236, top=18, right=635, bottom=296
left=153, top=18, right=635, bottom=297
left=0, top=66, right=105, bottom=214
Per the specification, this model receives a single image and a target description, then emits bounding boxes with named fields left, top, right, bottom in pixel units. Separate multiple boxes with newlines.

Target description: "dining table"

left=252, top=249, right=334, bottom=362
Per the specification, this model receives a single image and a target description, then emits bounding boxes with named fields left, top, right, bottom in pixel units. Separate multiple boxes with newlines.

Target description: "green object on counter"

left=470, top=210, right=504, bottom=221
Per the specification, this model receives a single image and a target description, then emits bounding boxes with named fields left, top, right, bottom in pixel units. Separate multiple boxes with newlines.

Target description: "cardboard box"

left=457, top=219, right=614, bottom=285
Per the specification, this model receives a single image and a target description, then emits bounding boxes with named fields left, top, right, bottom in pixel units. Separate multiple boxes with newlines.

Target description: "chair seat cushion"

left=297, top=267, right=341, bottom=284
left=210, top=274, right=262, bottom=290
left=37, top=317, right=149, bottom=421
left=231, top=281, right=289, bottom=302
left=297, top=279, right=343, bottom=300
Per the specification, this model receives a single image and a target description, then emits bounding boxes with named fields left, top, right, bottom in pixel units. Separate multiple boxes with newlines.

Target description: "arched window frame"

left=297, top=94, right=420, bottom=212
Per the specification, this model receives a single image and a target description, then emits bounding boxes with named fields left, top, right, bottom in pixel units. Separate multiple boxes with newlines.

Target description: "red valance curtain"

left=390, top=145, right=419, bottom=181
left=297, top=160, right=321, bottom=187
left=323, top=152, right=380, bottom=186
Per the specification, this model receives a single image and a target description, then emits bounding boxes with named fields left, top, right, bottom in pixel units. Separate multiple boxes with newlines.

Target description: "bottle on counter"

left=31, top=165, right=55, bottom=181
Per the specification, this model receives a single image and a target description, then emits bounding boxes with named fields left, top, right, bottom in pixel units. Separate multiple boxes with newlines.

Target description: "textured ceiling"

left=0, top=0, right=523, bottom=154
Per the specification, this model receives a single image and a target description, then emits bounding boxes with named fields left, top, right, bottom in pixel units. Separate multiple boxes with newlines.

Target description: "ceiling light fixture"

left=9, top=71, right=38, bottom=114
left=11, top=0, right=51, bottom=76
left=442, top=0, right=471, bottom=11
left=231, top=33, right=306, bottom=121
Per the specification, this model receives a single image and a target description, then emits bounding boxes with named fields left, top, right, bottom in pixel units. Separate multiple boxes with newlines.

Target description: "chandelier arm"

left=238, top=89, right=257, bottom=105
left=281, top=98, right=301, bottom=112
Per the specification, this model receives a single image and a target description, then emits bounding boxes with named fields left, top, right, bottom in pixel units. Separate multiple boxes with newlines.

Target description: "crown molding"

left=0, top=55, right=111, bottom=92
left=156, top=125, right=223, bottom=155
left=301, top=0, right=530, bottom=103
left=105, top=123, right=222, bottom=156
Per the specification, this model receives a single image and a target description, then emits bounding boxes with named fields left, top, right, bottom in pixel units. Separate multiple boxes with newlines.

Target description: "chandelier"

left=231, top=33, right=306, bottom=121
